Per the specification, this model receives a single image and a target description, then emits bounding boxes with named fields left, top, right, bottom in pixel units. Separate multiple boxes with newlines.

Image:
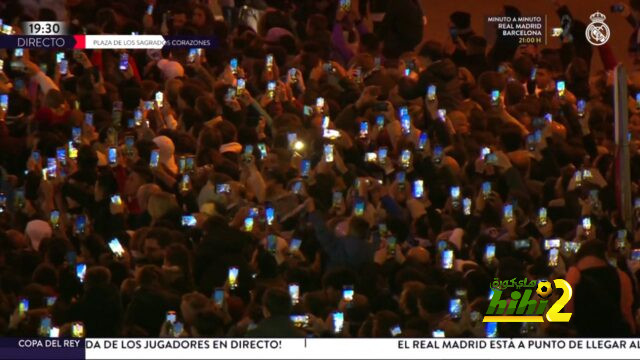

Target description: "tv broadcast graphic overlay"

left=7, top=337, right=640, bottom=359
left=1, top=338, right=84, bottom=359
left=1, top=1, right=640, bottom=360
left=486, top=15, right=546, bottom=45
left=483, top=278, right=572, bottom=323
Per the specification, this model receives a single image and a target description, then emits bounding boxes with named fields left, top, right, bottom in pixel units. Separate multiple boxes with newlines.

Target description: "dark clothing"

left=69, top=285, right=123, bottom=337
left=90, top=199, right=126, bottom=241
left=398, top=59, right=463, bottom=110
left=245, top=315, right=305, bottom=338
left=124, top=287, right=170, bottom=337
left=309, top=211, right=377, bottom=271
left=379, top=0, right=423, bottom=58
left=572, top=266, right=631, bottom=337
left=459, top=53, right=491, bottom=80
left=554, top=5, right=594, bottom=73
left=193, top=225, right=253, bottom=293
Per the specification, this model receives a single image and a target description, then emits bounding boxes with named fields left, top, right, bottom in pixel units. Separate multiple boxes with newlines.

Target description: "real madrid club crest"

left=585, top=11, right=610, bottom=46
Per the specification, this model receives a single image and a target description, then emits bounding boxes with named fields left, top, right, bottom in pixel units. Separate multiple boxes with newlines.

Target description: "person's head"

left=84, top=266, right=112, bottom=290
left=371, top=310, right=401, bottom=337
left=449, top=11, right=471, bottom=31
left=261, top=287, right=292, bottom=318
left=512, top=55, right=535, bottom=82
left=195, top=94, right=218, bottom=121
left=24, top=220, right=52, bottom=252
left=306, top=14, right=328, bottom=38
left=178, top=83, right=203, bottom=111
left=448, top=110, right=470, bottom=135
left=301, top=290, right=330, bottom=319
left=171, top=8, right=188, bottom=30
left=124, top=164, right=154, bottom=197
left=164, top=243, right=191, bottom=274
left=152, top=136, right=178, bottom=174
left=500, top=127, right=524, bottom=152
left=136, top=183, right=161, bottom=212
left=191, top=309, right=224, bottom=336
left=399, top=281, right=426, bottom=316
left=418, top=41, right=444, bottom=66
left=180, top=292, right=210, bottom=325
left=147, top=192, right=179, bottom=222
left=322, top=268, right=358, bottom=304
left=32, top=263, right=58, bottom=288
left=359, top=33, right=381, bottom=55
left=406, top=246, right=430, bottom=265
left=77, top=145, right=99, bottom=171
left=575, top=240, right=607, bottom=262
left=535, top=61, right=554, bottom=89
left=264, top=168, right=287, bottom=192
left=347, top=216, right=370, bottom=240
left=44, top=89, right=68, bottom=115
left=418, top=285, right=449, bottom=319
left=343, top=294, right=371, bottom=331
left=191, top=4, right=214, bottom=29
left=215, top=119, right=238, bottom=144
left=43, top=236, right=68, bottom=267
left=135, top=264, right=162, bottom=288
left=94, top=168, right=118, bottom=201
left=142, top=227, right=173, bottom=263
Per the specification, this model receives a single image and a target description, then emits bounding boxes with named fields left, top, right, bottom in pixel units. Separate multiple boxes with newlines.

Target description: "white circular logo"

left=585, top=11, right=610, bottom=46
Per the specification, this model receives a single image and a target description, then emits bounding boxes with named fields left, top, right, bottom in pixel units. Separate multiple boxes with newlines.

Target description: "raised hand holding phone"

left=355, top=86, right=380, bottom=110
left=109, top=195, right=125, bottom=215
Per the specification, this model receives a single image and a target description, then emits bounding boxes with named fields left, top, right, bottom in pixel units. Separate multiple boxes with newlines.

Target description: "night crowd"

left=1, top=0, right=640, bottom=338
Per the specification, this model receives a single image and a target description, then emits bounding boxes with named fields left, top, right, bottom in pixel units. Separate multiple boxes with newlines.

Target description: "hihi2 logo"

left=483, top=279, right=572, bottom=323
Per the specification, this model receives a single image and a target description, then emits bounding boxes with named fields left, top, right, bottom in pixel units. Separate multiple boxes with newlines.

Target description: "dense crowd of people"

left=1, top=0, right=640, bottom=338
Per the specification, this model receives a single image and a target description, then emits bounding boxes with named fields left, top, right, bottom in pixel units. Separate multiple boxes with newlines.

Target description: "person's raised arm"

left=332, top=9, right=356, bottom=64
left=22, top=52, right=59, bottom=94
left=241, top=155, right=266, bottom=203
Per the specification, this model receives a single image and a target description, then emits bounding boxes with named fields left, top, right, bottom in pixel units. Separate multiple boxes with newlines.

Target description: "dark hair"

left=256, top=247, right=279, bottom=279
left=575, top=240, right=607, bottom=262
left=195, top=94, right=218, bottom=120
left=96, top=168, right=119, bottom=196
left=279, top=34, right=298, bottom=55
left=77, top=145, right=98, bottom=171
left=85, top=266, right=112, bottom=289
left=360, top=33, right=380, bottom=55
left=130, top=163, right=154, bottom=184
left=536, top=60, right=553, bottom=72
left=322, top=268, right=358, bottom=292
left=419, top=285, right=449, bottom=314
left=192, top=310, right=224, bottom=336
left=144, top=227, right=174, bottom=249
left=215, top=120, right=237, bottom=144
left=135, top=139, right=157, bottom=165
left=262, top=288, right=292, bottom=317
left=418, top=41, right=444, bottom=62
left=165, top=243, right=192, bottom=275
left=32, top=263, right=58, bottom=288
left=136, top=265, right=162, bottom=287
left=500, top=128, right=523, bottom=152
left=179, top=83, right=204, bottom=109
left=348, top=217, right=370, bottom=240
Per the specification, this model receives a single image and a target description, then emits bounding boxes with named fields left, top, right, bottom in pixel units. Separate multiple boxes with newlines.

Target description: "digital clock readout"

left=22, top=22, right=67, bottom=35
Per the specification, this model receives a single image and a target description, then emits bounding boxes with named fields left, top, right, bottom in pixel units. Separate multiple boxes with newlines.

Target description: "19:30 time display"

left=27, top=23, right=60, bottom=34
left=22, top=21, right=66, bottom=35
